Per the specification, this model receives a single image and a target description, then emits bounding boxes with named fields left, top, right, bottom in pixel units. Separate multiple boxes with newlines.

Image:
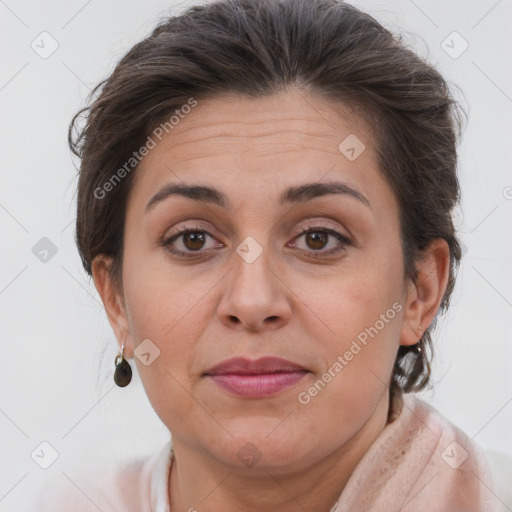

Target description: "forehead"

left=127, top=89, right=392, bottom=215
left=146, top=90, right=373, bottom=156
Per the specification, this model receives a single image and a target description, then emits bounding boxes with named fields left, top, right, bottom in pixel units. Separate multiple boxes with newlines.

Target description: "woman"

left=38, top=0, right=501, bottom=510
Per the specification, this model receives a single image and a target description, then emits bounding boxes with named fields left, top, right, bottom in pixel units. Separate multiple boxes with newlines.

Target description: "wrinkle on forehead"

left=158, top=89, right=376, bottom=154
left=130, top=89, right=383, bottom=210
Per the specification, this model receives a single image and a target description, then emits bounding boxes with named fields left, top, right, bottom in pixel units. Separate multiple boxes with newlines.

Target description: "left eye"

left=291, top=226, right=351, bottom=256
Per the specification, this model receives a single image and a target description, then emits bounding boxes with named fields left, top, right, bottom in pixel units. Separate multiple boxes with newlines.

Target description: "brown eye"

left=162, top=226, right=222, bottom=258
left=305, top=231, right=328, bottom=250
left=293, top=225, right=351, bottom=257
left=182, top=231, right=206, bottom=251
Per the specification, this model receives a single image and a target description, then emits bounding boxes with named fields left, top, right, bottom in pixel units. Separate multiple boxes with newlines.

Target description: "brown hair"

left=70, top=0, right=465, bottom=406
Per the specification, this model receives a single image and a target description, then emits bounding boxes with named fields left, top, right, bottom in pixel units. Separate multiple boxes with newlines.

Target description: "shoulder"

left=399, top=394, right=492, bottom=476
left=34, top=440, right=173, bottom=512
left=407, top=396, right=512, bottom=512
left=399, top=394, right=501, bottom=511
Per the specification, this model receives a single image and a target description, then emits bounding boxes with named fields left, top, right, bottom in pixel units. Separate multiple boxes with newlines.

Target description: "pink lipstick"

left=204, top=356, right=309, bottom=398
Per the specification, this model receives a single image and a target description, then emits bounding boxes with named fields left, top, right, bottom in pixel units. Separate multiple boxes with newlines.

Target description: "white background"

left=0, top=0, right=511, bottom=510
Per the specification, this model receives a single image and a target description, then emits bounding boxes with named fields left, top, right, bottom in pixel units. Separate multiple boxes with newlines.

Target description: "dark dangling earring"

left=114, top=342, right=132, bottom=387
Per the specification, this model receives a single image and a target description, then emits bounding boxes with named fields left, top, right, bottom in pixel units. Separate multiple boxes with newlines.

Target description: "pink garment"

left=36, top=394, right=500, bottom=511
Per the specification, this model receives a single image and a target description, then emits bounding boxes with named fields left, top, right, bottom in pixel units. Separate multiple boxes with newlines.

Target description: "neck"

left=168, top=391, right=392, bottom=512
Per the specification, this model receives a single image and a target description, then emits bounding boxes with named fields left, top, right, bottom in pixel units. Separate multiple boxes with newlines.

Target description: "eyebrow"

left=145, top=180, right=371, bottom=213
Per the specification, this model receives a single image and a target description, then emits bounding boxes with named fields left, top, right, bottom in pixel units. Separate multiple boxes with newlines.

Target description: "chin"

left=206, top=426, right=312, bottom=472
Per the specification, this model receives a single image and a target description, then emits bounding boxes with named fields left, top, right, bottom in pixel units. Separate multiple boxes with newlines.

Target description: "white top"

left=37, top=438, right=174, bottom=511
left=35, top=394, right=505, bottom=511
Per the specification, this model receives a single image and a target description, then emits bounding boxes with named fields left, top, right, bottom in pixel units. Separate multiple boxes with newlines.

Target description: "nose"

left=216, top=242, right=292, bottom=333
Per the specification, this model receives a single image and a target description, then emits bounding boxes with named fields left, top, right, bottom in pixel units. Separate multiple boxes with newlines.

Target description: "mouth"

left=203, top=356, right=310, bottom=398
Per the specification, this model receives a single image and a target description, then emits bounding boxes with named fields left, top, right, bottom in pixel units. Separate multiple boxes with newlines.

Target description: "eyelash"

left=161, top=223, right=351, bottom=259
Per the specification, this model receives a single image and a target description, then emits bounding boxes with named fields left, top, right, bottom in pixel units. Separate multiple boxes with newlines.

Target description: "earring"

left=114, top=343, right=132, bottom=387
left=415, top=325, right=423, bottom=355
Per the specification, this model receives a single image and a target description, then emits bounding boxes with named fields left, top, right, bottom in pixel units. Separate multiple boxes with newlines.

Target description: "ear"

left=91, top=255, right=134, bottom=358
left=399, top=238, right=451, bottom=347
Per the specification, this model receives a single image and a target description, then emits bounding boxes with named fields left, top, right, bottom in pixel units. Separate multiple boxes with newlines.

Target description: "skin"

left=92, top=89, right=450, bottom=512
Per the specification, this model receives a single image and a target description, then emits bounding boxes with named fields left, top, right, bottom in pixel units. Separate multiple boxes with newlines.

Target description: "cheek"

left=307, top=255, right=402, bottom=340
left=122, top=259, right=204, bottom=429
left=122, top=243, right=209, bottom=341
left=295, top=287, right=401, bottom=430
left=301, top=249, right=404, bottom=390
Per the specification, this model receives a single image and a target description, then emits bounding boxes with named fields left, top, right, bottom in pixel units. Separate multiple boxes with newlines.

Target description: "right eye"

left=162, top=225, right=223, bottom=257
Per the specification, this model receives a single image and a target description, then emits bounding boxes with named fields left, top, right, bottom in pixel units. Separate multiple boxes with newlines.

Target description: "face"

left=102, top=90, right=420, bottom=474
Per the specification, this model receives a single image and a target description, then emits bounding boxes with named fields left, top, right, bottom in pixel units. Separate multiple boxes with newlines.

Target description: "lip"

left=204, top=357, right=310, bottom=398
left=205, top=356, right=308, bottom=375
